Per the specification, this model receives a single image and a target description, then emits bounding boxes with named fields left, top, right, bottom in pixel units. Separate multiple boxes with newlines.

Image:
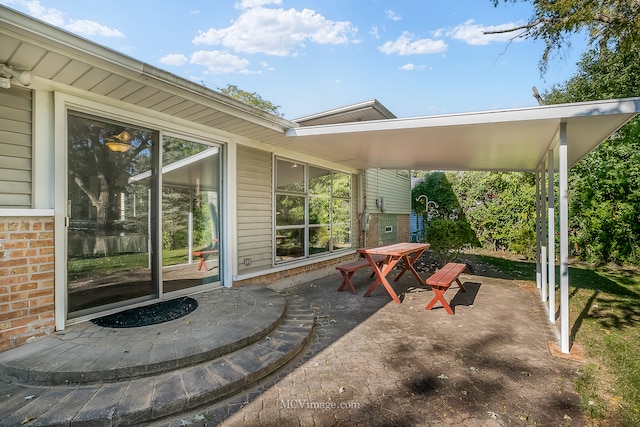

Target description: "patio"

left=0, top=255, right=587, bottom=426
left=156, top=259, right=586, bottom=426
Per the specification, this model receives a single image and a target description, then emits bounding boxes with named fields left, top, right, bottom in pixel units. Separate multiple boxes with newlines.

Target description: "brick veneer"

left=396, top=214, right=410, bottom=242
left=0, top=217, right=55, bottom=352
left=233, top=254, right=358, bottom=287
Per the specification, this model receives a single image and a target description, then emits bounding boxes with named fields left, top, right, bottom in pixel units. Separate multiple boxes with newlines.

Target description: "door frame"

left=53, top=92, right=233, bottom=329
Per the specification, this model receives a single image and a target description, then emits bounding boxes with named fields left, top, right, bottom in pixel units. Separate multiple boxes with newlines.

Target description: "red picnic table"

left=357, top=242, right=430, bottom=303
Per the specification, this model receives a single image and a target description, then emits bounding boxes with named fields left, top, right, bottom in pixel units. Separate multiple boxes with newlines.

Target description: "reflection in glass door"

left=66, top=112, right=158, bottom=317
left=66, top=114, right=222, bottom=320
left=161, top=137, right=221, bottom=293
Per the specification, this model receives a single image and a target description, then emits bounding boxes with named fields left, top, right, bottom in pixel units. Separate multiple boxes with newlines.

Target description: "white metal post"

left=535, top=167, right=541, bottom=289
left=548, top=149, right=556, bottom=323
left=559, top=122, right=570, bottom=353
left=188, top=211, right=193, bottom=265
left=540, top=159, right=548, bottom=304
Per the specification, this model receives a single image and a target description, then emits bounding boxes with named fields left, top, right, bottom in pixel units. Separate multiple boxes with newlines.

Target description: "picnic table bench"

left=192, top=239, right=218, bottom=271
left=425, top=262, right=467, bottom=314
left=336, top=254, right=388, bottom=294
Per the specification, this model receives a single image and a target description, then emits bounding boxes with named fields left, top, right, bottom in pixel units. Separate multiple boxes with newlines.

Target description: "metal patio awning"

left=284, top=98, right=640, bottom=172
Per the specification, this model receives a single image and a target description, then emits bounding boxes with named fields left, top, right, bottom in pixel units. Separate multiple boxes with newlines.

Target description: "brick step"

left=0, top=293, right=314, bottom=426
left=0, top=286, right=286, bottom=386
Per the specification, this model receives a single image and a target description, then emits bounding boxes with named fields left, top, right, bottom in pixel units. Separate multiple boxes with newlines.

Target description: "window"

left=396, top=169, right=410, bottom=179
left=275, top=158, right=351, bottom=263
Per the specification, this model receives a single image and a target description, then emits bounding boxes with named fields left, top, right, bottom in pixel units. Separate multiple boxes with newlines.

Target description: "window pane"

left=161, top=136, right=221, bottom=292
left=67, top=113, right=156, bottom=316
left=333, top=172, right=351, bottom=198
left=309, top=225, right=330, bottom=255
left=332, top=198, right=350, bottom=224
left=332, top=223, right=351, bottom=250
left=332, top=199, right=351, bottom=250
left=276, top=159, right=304, bottom=192
left=276, top=195, right=305, bottom=226
left=309, top=166, right=331, bottom=195
left=309, top=195, right=330, bottom=225
left=276, top=229, right=304, bottom=260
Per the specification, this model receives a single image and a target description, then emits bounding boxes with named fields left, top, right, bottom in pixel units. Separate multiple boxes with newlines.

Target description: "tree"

left=447, top=171, right=537, bottom=256
left=412, top=172, right=477, bottom=263
left=67, top=115, right=153, bottom=255
left=218, top=84, right=284, bottom=117
left=543, top=48, right=640, bottom=264
left=489, top=0, right=640, bottom=72
left=411, top=172, right=460, bottom=219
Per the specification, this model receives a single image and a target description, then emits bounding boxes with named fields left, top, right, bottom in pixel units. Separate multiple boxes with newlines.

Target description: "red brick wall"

left=0, top=217, right=55, bottom=352
left=233, top=253, right=358, bottom=287
left=397, top=214, right=410, bottom=242
left=358, top=214, right=410, bottom=248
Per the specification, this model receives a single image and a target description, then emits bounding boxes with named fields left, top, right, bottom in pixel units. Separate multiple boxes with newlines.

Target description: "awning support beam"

left=548, top=149, right=556, bottom=324
left=559, top=122, right=570, bottom=353
left=535, top=167, right=542, bottom=290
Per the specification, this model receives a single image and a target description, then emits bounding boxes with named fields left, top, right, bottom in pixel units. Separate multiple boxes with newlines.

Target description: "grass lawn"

left=461, top=251, right=640, bottom=426
left=68, top=248, right=191, bottom=280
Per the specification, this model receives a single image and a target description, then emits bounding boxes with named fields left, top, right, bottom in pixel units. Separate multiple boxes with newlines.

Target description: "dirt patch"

left=407, top=249, right=510, bottom=278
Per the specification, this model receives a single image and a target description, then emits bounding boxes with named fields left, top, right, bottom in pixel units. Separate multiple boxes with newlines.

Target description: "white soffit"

left=285, top=98, right=640, bottom=172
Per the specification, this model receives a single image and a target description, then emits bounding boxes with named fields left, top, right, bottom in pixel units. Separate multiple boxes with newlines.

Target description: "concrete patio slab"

left=160, top=268, right=586, bottom=426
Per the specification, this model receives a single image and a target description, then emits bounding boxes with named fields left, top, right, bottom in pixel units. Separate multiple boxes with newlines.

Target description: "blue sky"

left=2, top=0, right=587, bottom=119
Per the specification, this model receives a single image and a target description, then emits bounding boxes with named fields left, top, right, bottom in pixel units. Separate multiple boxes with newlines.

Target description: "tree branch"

left=483, top=19, right=547, bottom=35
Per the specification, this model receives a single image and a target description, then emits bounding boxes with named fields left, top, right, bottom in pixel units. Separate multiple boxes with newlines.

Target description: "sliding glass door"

left=66, top=112, right=221, bottom=319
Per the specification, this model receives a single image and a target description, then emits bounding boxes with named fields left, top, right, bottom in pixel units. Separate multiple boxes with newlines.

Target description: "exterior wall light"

left=0, top=64, right=32, bottom=89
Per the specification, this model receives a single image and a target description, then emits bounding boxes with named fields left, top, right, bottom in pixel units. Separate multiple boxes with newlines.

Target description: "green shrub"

left=427, top=219, right=475, bottom=264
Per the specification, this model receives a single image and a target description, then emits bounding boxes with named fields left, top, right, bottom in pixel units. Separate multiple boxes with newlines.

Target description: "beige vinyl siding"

left=236, top=145, right=273, bottom=272
left=0, top=86, right=32, bottom=208
left=365, top=169, right=410, bottom=214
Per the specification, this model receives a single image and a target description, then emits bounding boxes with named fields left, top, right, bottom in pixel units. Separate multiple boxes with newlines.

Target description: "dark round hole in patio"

left=91, top=296, right=198, bottom=328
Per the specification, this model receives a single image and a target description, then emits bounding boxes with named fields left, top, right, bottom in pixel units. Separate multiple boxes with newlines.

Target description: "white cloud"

left=193, top=7, right=357, bottom=56
left=1, top=0, right=64, bottom=26
left=65, top=19, right=124, bottom=37
left=236, top=0, right=282, bottom=9
left=399, top=63, right=427, bottom=71
left=379, top=31, right=447, bottom=55
left=260, top=61, right=275, bottom=71
left=159, top=53, right=188, bottom=66
left=190, top=50, right=251, bottom=74
left=370, top=25, right=380, bottom=39
left=2, top=0, right=123, bottom=37
left=448, top=19, right=525, bottom=45
left=385, top=10, right=402, bottom=21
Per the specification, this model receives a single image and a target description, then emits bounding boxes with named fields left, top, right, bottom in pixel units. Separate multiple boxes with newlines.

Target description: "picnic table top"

left=357, top=242, right=430, bottom=257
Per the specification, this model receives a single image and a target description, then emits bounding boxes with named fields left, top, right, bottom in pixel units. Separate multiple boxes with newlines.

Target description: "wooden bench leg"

left=456, top=278, right=466, bottom=292
left=337, top=271, right=357, bottom=294
left=425, top=286, right=454, bottom=315
left=197, top=256, right=206, bottom=271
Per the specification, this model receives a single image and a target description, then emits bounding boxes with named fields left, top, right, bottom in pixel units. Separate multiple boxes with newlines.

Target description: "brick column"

left=0, top=217, right=55, bottom=352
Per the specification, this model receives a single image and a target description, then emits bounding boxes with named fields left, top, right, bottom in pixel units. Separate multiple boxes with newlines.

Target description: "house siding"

left=364, top=169, right=410, bottom=214
left=236, top=145, right=273, bottom=272
left=0, top=216, right=55, bottom=352
left=359, top=169, right=411, bottom=247
left=0, top=86, right=32, bottom=208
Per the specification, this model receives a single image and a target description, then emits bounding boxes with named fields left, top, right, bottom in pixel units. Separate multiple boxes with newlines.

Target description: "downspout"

left=361, top=170, right=367, bottom=248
